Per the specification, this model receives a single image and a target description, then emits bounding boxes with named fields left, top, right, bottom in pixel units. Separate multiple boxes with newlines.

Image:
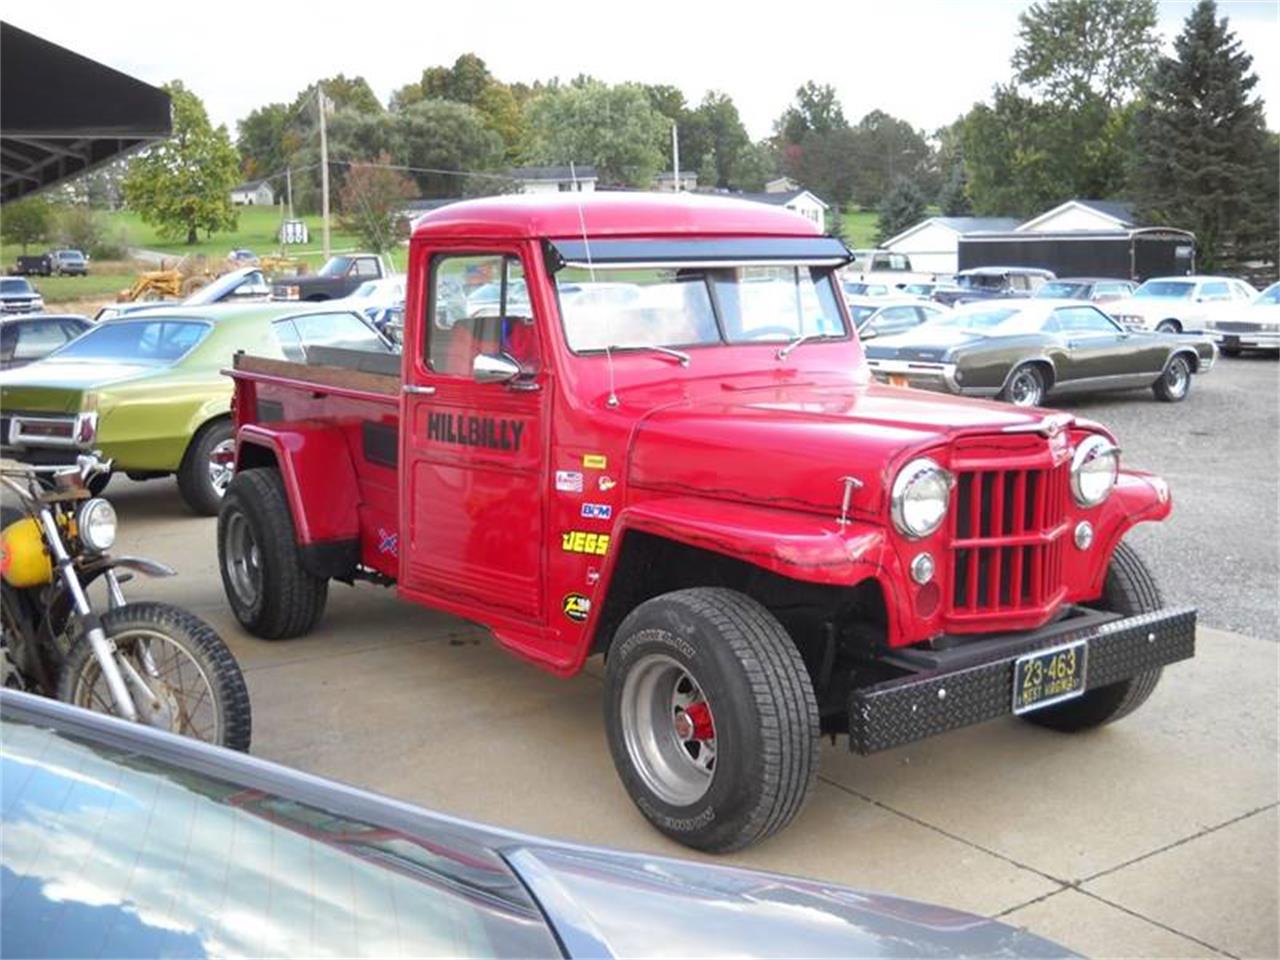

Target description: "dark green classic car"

left=864, top=299, right=1218, bottom=407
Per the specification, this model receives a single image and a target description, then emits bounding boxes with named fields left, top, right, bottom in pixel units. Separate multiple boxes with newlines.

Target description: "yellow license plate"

left=1013, top=640, right=1088, bottom=714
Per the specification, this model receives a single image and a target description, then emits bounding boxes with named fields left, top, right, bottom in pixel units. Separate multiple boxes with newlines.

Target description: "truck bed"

left=231, top=350, right=400, bottom=398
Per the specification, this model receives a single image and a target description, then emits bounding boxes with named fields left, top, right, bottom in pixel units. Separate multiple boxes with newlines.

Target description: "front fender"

left=1085, top=469, right=1172, bottom=595
left=235, top=423, right=360, bottom=546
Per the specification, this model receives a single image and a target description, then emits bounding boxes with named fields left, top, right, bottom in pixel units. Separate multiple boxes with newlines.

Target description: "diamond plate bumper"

left=848, top=606, right=1196, bottom=754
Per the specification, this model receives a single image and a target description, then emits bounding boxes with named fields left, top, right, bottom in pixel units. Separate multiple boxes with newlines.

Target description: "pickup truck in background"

left=219, top=194, right=1196, bottom=853
left=272, top=253, right=392, bottom=302
left=847, top=249, right=938, bottom=289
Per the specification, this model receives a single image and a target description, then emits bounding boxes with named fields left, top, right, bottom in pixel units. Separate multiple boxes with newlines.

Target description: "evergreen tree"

left=875, top=180, right=928, bottom=246
left=1132, top=0, right=1277, bottom=276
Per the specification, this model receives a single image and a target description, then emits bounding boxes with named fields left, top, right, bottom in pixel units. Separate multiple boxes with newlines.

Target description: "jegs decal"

left=582, top=454, right=607, bottom=469
left=561, top=531, right=611, bottom=555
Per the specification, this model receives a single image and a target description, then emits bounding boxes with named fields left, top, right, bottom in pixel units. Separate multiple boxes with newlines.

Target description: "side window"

left=13, top=322, right=68, bottom=359
left=1200, top=281, right=1230, bottom=301
left=354, top=259, right=380, bottom=279
left=875, top=306, right=918, bottom=334
left=1055, top=306, right=1119, bottom=334
left=273, top=319, right=305, bottom=362
left=427, top=255, right=533, bottom=377
left=1009, top=275, right=1029, bottom=292
left=1230, top=281, right=1255, bottom=300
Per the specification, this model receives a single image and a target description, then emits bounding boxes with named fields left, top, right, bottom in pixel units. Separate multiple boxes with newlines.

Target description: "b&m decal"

left=581, top=503, right=612, bottom=520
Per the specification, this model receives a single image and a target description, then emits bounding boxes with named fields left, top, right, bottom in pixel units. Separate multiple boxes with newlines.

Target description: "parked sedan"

left=0, top=303, right=394, bottom=514
left=0, top=690, right=1070, bottom=959
left=848, top=296, right=949, bottom=339
left=1202, top=281, right=1280, bottom=356
left=0, top=313, right=91, bottom=369
left=931, top=266, right=1055, bottom=306
left=1033, top=277, right=1137, bottom=303
left=864, top=299, right=1216, bottom=407
left=1104, top=275, right=1256, bottom=333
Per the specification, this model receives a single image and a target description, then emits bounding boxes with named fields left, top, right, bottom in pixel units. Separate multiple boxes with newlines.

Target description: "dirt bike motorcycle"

left=1, top=454, right=251, bottom=750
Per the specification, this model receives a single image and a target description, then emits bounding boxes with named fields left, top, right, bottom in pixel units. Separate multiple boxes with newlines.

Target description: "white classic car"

left=1201, top=281, right=1280, bottom=355
left=1104, top=275, right=1256, bottom=333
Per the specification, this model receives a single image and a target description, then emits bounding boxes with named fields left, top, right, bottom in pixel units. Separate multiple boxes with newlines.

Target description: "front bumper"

left=848, top=605, right=1195, bottom=754
left=1207, top=329, right=1280, bottom=350
left=866, top=358, right=959, bottom=393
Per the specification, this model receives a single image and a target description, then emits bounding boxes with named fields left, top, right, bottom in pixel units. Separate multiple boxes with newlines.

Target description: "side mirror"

left=473, top=352, right=521, bottom=384
left=858, top=327, right=878, bottom=340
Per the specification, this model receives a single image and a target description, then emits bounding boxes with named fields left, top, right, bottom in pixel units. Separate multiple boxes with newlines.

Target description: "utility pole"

left=286, top=166, right=294, bottom=219
left=318, top=83, right=330, bottom=261
left=672, top=122, right=680, bottom=193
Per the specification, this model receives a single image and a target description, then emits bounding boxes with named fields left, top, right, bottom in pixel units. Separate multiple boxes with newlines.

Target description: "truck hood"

left=628, top=381, right=1055, bottom=517
left=505, top=845, right=1071, bottom=959
left=0, top=360, right=160, bottom=413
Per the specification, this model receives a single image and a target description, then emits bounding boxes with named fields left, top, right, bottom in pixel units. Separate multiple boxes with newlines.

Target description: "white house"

left=511, top=165, right=597, bottom=194
left=230, top=180, right=275, bottom=206
left=881, top=217, right=1021, bottom=276
left=1016, top=198, right=1136, bottom=233
left=739, top=188, right=829, bottom=232
left=654, top=170, right=698, bottom=193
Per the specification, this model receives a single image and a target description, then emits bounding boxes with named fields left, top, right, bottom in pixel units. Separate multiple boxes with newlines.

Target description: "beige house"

left=230, top=180, right=275, bottom=206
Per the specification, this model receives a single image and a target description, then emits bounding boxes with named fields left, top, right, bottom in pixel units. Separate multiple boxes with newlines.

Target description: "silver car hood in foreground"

left=506, top=845, right=1071, bottom=959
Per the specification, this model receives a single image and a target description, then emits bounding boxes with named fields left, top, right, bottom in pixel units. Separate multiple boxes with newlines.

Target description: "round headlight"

left=891, top=457, right=953, bottom=539
left=1070, top=435, right=1119, bottom=507
left=78, top=498, right=117, bottom=552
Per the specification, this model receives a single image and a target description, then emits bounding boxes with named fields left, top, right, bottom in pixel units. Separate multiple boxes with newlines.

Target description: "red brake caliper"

left=684, top=701, right=714, bottom=741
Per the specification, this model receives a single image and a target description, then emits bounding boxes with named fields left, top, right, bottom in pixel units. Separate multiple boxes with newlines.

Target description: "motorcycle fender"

left=85, top=555, right=176, bottom=579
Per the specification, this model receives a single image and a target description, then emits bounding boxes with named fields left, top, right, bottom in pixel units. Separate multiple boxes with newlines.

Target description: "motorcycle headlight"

left=77, top=498, right=117, bottom=552
left=891, top=457, right=953, bottom=539
left=1070, top=435, right=1119, bottom=507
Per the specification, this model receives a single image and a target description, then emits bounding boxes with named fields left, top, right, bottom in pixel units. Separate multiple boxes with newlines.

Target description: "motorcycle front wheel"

left=57, top=602, right=252, bottom=751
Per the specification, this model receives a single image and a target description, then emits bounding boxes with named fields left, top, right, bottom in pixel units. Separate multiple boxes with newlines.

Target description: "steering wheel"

left=741, top=325, right=798, bottom=341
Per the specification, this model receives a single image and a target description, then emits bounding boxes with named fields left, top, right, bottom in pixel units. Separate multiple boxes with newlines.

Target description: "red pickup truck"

left=219, top=194, right=1195, bottom=853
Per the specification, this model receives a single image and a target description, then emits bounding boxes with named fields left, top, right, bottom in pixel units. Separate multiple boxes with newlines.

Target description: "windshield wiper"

left=603, top=344, right=691, bottom=367
left=776, top=333, right=837, bottom=360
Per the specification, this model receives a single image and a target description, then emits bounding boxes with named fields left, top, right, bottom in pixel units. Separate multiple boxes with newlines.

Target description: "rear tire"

left=1000, top=363, right=1047, bottom=407
left=1156, top=319, right=1180, bottom=334
left=1022, top=542, right=1163, bottom=732
left=57, top=601, right=251, bottom=751
left=1153, top=355, right=1192, bottom=402
left=604, top=587, right=819, bottom=852
left=218, top=468, right=328, bottom=640
left=1220, top=346, right=1242, bottom=357
left=177, top=419, right=234, bottom=516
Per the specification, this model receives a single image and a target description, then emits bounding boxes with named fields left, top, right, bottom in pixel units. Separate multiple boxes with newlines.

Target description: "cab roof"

left=412, top=192, right=825, bottom=242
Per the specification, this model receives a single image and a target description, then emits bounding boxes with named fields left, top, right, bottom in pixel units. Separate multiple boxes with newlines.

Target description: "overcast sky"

left=7, top=0, right=1277, bottom=141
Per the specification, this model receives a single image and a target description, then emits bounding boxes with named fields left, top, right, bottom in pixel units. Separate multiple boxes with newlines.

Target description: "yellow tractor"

left=116, top=255, right=225, bottom=302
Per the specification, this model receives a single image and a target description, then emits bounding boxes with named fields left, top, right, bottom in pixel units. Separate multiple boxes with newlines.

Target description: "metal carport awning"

left=1, top=22, right=171, bottom=204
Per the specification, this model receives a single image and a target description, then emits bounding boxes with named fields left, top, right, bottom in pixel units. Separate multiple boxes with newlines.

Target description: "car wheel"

left=177, top=419, right=235, bottom=516
left=217, top=468, right=328, bottom=640
left=1155, top=319, right=1181, bottom=334
left=1000, top=364, right=1047, bottom=408
left=604, top=588, right=819, bottom=853
left=1153, top=355, right=1192, bottom=402
left=1021, top=542, right=1163, bottom=732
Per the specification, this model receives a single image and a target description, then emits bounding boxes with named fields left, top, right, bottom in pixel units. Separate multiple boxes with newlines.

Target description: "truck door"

left=399, top=249, right=546, bottom=620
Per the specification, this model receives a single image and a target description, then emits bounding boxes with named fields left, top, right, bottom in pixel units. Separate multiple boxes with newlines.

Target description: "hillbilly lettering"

left=428, top=413, right=525, bottom=452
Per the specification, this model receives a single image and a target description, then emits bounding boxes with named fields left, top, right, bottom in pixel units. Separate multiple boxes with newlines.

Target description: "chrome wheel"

left=208, top=438, right=236, bottom=498
left=619, top=652, right=717, bottom=805
left=70, top=627, right=222, bottom=743
left=1164, top=357, right=1190, bottom=398
left=1007, top=367, right=1044, bottom=407
left=223, top=510, right=262, bottom=608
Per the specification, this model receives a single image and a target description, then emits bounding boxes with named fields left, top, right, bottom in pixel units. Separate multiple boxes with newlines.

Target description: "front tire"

left=1022, top=542, right=1164, bottom=732
left=57, top=601, right=251, bottom=751
left=604, top=588, right=819, bottom=852
left=1156, top=319, right=1181, bottom=334
left=177, top=419, right=235, bottom=516
left=1153, top=355, right=1192, bottom=402
left=218, top=468, right=328, bottom=639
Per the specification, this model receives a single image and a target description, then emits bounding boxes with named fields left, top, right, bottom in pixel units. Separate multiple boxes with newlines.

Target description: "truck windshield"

left=1133, top=280, right=1194, bottom=299
left=1035, top=281, right=1090, bottom=299
left=1, top=278, right=34, bottom=294
left=555, top=264, right=846, bottom=353
left=957, top=273, right=1007, bottom=290
left=49, top=318, right=211, bottom=364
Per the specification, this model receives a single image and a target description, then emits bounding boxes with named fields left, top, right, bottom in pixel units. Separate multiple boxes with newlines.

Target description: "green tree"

left=290, top=75, right=382, bottom=116
left=525, top=82, right=667, bottom=186
left=393, top=56, right=527, bottom=161
left=1, top=196, right=53, bottom=253
left=1013, top=0, right=1159, bottom=108
left=236, top=102, right=291, bottom=180
left=875, top=179, right=929, bottom=245
left=123, top=81, right=241, bottom=245
left=338, top=154, right=417, bottom=253
left=395, top=100, right=507, bottom=197
left=693, top=92, right=751, bottom=188
left=1132, top=0, right=1277, bottom=276
left=776, top=81, right=847, bottom=145
left=728, top=141, right=778, bottom=192
left=848, top=110, right=936, bottom=209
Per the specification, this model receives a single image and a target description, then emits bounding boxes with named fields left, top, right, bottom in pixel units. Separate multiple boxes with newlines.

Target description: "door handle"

left=402, top=384, right=436, bottom=395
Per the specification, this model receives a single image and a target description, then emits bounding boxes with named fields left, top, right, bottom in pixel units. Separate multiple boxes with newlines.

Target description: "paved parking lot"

left=86, top=357, right=1279, bottom=959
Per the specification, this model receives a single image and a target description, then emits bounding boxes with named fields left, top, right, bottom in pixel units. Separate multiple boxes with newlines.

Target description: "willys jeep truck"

left=219, top=193, right=1195, bottom=852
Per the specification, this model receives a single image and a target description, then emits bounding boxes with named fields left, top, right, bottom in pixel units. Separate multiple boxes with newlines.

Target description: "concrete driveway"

left=99, top=476, right=1278, bottom=959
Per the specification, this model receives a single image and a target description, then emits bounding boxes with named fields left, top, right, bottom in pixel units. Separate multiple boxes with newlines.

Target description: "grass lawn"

left=30, top=273, right=134, bottom=306
left=841, top=210, right=879, bottom=249
left=104, top=208, right=408, bottom=271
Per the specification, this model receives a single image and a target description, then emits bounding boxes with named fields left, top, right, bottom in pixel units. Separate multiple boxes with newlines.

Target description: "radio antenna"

left=570, top=162, right=618, bottom=408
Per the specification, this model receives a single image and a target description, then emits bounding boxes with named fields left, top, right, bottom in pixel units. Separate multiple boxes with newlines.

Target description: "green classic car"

left=0, top=304, right=394, bottom=514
